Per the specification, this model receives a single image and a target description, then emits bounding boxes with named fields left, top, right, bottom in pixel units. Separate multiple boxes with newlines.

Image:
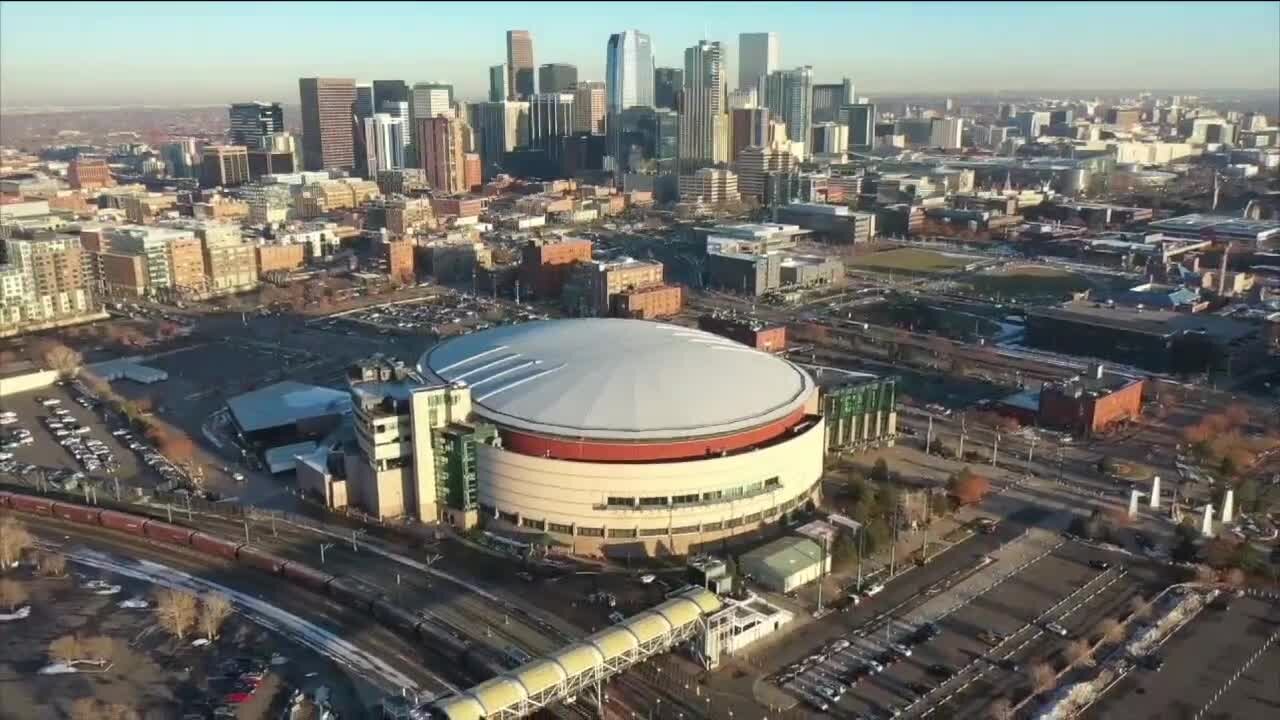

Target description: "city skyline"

left=2, top=1, right=1278, bottom=110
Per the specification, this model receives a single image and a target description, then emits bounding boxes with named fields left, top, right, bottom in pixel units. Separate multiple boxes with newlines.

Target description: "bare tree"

left=81, top=635, right=118, bottom=664
left=0, top=578, right=28, bottom=611
left=1066, top=638, right=1095, bottom=668
left=49, top=635, right=82, bottom=664
left=1097, top=618, right=1125, bottom=645
left=37, top=552, right=67, bottom=578
left=1221, top=567, right=1246, bottom=587
left=1031, top=662, right=1057, bottom=695
left=199, top=593, right=233, bottom=641
left=40, top=341, right=83, bottom=377
left=987, top=697, right=1013, bottom=720
left=0, top=516, right=33, bottom=570
left=154, top=588, right=198, bottom=641
left=1129, top=594, right=1152, bottom=620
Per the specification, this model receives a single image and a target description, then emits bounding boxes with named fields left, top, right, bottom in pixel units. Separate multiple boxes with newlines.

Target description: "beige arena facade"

left=419, top=318, right=827, bottom=556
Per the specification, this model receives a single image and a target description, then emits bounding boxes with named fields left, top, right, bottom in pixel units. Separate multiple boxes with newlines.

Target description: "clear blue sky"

left=2, top=1, right=1277, bottom=108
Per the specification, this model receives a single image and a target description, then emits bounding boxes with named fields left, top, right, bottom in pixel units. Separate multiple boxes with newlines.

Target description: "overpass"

left=429, top=587, right=722, bottom=720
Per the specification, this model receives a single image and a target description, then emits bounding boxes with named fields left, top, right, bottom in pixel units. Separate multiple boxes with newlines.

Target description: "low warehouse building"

left=739, top=536, right=830, bottom=593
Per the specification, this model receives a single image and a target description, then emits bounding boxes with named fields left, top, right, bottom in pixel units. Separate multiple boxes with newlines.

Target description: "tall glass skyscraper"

left=763, top=66, right=813, bottom=154
left=605, top=30, right=654, bottom=170
left=678, top=40, right=726, bottom=170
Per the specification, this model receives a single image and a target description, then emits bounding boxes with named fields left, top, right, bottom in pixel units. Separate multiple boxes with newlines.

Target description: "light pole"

left=320, top=542, right=335, bottom=564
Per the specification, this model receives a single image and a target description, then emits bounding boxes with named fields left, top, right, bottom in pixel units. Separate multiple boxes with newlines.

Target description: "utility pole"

left=1025, top=432, right=1038, bottom=477
left=243, top=518, right=250, bottom=544
left=925, top=415, right=934, bottom=455
left=958, top=414, right=967, bottom=460
left=991, top=431, right=1000, bottom=467
left=320, top=542, right=334, bottom=564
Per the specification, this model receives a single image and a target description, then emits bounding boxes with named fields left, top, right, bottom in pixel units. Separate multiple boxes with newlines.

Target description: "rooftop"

left=419, top=318, right=815, bottom=442
left=741, top=536, right=824, bottom=576
left=1029, top=301, right=1260, bottom=342
left=1147, top=213, right=1280, bottom=242
left=227, top=380, right=352, bottom=433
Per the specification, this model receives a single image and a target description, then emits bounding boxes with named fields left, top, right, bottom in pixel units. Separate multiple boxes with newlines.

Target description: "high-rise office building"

left=381, top=101, right=412, bottom=152
left=372, top=80, right=409, bottom=109
left=355, top=83, right=375, bottom=119
left=489, top=64, right=508, bottom=103
left=363, top=114, right=406, bottom=177
left=811, top=122, right=848, bottom=155
left=67, top=157, right=112, bottom=189
left=411, top=83, right=454, bottom=122
left=530, top=93, right=576, bottom=149
left=929, top=117, right=964, bottom=149
left=841, top=103, right=876, bottom=150
left=299, top=77, right=357, bottom=171
left=738, top=32, right=779, bottom=93
left=476, top=101, right=529, bottom=179
left=763, top=67, right=813, bottom=154
left=229, top=102, right=284, bottom=148
left=418, top=116, right=468, bottom=194
left=654, top=67, right=683, bottom=110
left=573, top=81, right=606, bottom=135
left=200, top=145, right=250, bottom=187
left=1015, top=110, right=1051, bottom=139
left=678, top=41, right=727, bottom=170
left=811, top=79, right=852, bottom=124
left=507, top=30, right=535, bottom=99
left=730, top=107, right=769, bottom=163
left=606, top=30, right=655, bottom=167
left=538, top=63, right=578, bottom=93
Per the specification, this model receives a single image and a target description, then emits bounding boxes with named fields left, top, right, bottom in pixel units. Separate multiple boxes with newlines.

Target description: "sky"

left=1, top=1, right=1278, bottom=109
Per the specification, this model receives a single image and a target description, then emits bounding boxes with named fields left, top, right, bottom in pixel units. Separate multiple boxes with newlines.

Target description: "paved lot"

left=1, top=383, right=158, bottom=494
left=1085, top=594, right=1280, bottom=720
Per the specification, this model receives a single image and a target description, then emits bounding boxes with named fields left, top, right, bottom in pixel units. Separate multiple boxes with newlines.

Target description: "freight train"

left=0, top=490, right=509, bottom=682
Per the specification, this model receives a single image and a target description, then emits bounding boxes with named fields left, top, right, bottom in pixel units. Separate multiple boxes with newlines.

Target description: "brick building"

left=611, top=284, right=683, bottom=319
left=383, top=240, right=416, bottom=284
left=67, top=157, right=112, bottom=190
left=698, top=312, right=787, bottom=352
left=519, top=238, right=591, bottom=299
left=431, top=195, right=487, bottom=218
left=1037, top=367, right=1144, bottom=437
left=255, top=244, right=307, bottom=275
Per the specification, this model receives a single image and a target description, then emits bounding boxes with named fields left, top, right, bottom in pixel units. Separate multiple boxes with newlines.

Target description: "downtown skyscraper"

left=763, top=66, right=813, bottom=155
left=678, top=40, right=727, bottom=170
left=605, top=30, right=655, bottom=169
left=299, top=77, right=356, bottom=171
left=507, top=30, right=535, bottom=99
left=229, top=101, right=284, bottom=148
left=738, top=32, right=779, bottom=93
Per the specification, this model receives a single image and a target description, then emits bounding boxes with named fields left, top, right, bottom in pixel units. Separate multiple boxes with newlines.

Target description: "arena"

left=419, top=318, right=828, bottom=556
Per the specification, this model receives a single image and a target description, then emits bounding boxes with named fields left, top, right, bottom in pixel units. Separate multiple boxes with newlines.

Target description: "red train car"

left=281, top=561, right=336, bottom=593
left=51, top=502, right=102, bottom=525
left=327, top=576, right=377, bottom=614
left=371, top=598, right=423, bottom=635
left=8, top=494, right=54, bottom=515
left=236, top=545, right=285, bottom=574
left=142, top=519, right=196, bottom=546
left=0, top=491, right=13, bottom=508
left=191, top=532, right=242, bottom=561
left=99, top=510, right=146, bottom=536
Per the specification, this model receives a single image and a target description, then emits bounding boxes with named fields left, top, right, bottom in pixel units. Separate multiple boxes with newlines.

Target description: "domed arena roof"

left=419, top=318, right=814, bottom=442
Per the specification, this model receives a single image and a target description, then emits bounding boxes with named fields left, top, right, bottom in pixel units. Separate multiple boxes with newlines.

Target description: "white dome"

left=419, top=318, right=813, bottom=441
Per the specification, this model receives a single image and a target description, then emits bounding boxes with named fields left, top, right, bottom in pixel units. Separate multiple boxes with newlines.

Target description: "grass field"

left=847, top=248, right=981, bottom=274
left=967, top=264, right=1091, bottom=300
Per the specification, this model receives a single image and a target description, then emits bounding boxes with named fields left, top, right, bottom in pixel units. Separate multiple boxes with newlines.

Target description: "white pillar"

left=1128, top=490, right=1141, bottom=520
left=1201, top=504, right=1215, bottom=538
left=1149, top=476, right=1161, bottom=509
left=1221, top=489, right=1235, bottom=525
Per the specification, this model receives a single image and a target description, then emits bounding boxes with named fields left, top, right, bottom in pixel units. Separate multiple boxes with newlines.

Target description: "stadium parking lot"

left=1084, top=592, right=1280, bottom=720
left=307, top=292, right=547, bottom=338
left=0, top=382, right=184, bottom=496
left=768, top=538, right=1166, bottom=718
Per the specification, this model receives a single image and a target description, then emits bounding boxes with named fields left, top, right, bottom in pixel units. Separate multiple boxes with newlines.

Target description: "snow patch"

left=62, top=546, right=430, bottom=693
left=191, top=638, right=210, bottom=647
left=0, top=605, right=32, bottom=621
left=39, top=663, right=78, bottom=674
left=118, top=598, right=149, bottom=609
